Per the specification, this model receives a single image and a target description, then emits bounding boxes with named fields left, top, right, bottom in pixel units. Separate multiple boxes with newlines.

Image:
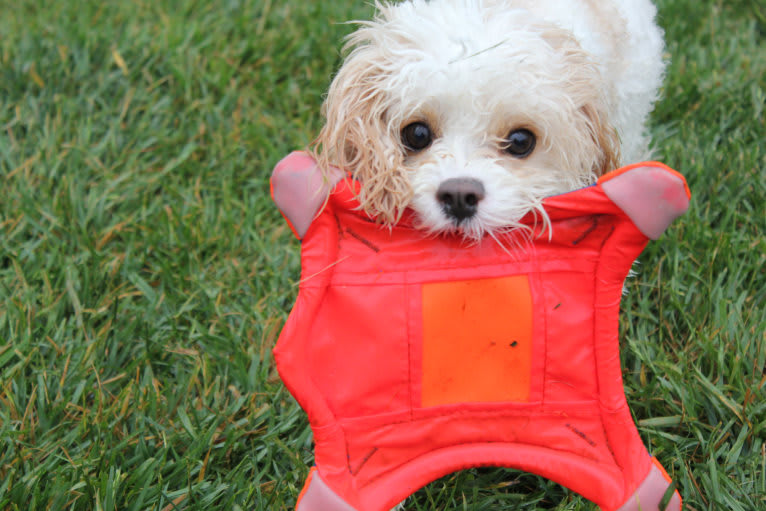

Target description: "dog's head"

left=313, top=0, right=619, bottom=239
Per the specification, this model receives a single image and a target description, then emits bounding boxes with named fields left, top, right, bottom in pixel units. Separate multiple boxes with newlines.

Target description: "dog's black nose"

left=436, top=177, right=485, bottom=222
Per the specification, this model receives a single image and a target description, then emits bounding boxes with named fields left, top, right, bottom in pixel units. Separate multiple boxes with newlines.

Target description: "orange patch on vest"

left=421, top=275, right=533, bottom=407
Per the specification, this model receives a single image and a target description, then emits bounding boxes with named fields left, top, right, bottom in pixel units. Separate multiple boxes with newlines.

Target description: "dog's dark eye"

left=401, top=122, right=433, bottom=152
left=503, top=129, right=536, bottom=158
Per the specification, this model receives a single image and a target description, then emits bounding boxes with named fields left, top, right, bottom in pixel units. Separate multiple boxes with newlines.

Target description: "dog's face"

left=314, top=0, right=619, bottom=240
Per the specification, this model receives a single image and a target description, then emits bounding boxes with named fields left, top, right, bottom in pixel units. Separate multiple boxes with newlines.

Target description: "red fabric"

left=274, top=163, right=686, bottom=511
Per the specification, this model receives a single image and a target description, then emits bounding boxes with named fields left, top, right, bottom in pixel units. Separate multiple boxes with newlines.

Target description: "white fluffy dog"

left=312, top=0, right=666, bottom=240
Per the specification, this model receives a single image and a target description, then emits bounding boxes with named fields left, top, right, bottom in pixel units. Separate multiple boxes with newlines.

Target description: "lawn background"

left=0, top=0, right=763, bottom=510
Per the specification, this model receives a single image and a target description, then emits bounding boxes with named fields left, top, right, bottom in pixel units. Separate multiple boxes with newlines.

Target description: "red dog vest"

left=271, top=152, right=690, bottom=511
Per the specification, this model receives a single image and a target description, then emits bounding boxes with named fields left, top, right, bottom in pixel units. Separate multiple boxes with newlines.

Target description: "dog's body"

left=313, top=0, right=665, bottom=240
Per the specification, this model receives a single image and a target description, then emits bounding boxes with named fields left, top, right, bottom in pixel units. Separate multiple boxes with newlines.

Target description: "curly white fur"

left=313, top=0, right=666, bottom=241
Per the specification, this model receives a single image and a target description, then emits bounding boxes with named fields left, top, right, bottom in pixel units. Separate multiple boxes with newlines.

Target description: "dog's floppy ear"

left=540, top=26, right=621, bottom=178
left=311, top=45, right=410, bottom=225
left=581, top=103, right=620, bottom=176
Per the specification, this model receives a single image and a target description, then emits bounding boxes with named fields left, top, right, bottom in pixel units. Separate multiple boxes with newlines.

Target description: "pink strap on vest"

left=600, top=162, right=690, bottom=239
left=271, top=151, right=344, bottom=239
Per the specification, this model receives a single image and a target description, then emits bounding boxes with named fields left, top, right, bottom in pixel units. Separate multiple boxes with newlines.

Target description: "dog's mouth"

left=411, top=173, right=549, bottom=241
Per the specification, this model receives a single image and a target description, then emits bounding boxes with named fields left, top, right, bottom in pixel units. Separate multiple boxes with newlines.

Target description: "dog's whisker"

left=487, top=229, right=516, bottom=257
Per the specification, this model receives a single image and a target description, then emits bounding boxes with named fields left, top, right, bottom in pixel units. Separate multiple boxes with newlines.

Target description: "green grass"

left=0, top=0, right=763, bottom=509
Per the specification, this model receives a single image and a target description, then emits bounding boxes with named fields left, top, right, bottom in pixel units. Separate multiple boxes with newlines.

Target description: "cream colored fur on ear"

left=312, top=44, right=411, bottom=224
